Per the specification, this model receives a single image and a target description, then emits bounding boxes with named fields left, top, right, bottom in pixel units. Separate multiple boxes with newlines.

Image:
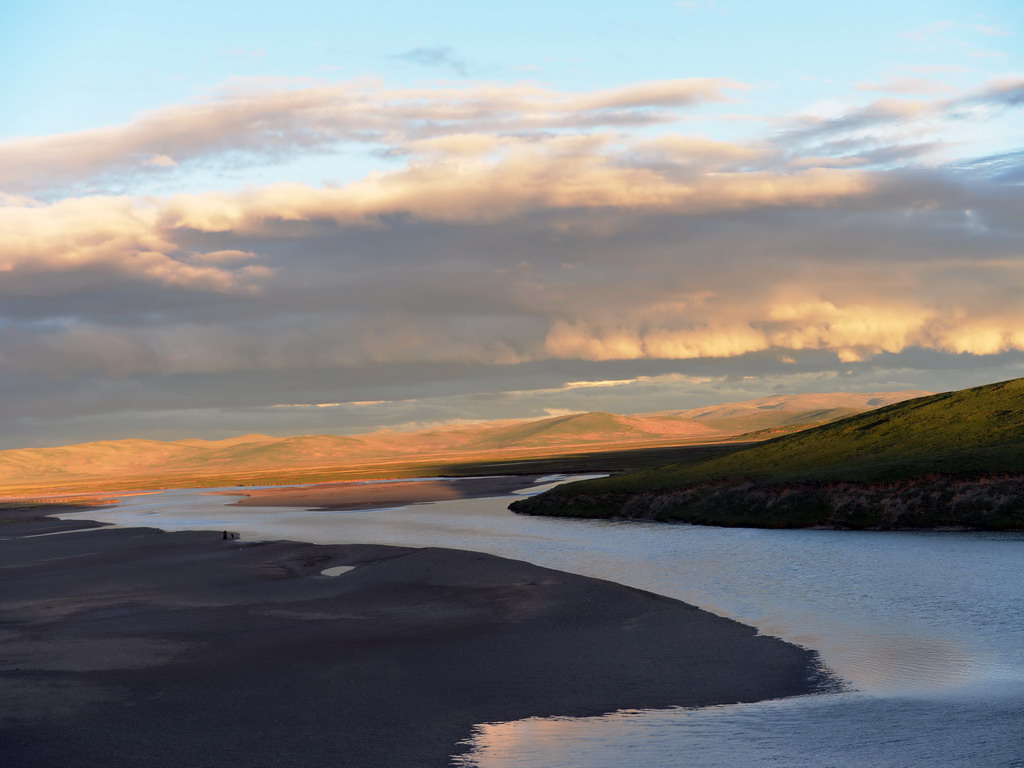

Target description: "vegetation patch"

left=512, top=378, right=1024, bottom=530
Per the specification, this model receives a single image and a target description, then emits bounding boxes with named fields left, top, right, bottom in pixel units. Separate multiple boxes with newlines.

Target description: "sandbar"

left=1, top=504, right=835, bottom=768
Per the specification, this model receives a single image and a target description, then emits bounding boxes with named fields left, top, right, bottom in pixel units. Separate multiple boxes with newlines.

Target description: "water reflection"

left=456, top=690, right=1024, bottom=768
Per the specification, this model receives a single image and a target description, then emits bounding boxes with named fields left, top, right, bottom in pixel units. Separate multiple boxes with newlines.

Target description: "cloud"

left=0, top=195, right=269, bottom=294
left=1, top=129, right=861, bottom=302
left=1, top=125, right=1017, bottom=384
left=1, top=162, right=1020, bottom=386
left=541, top=296, right=1024, bottom=366
left=157, top=138, right=873, bottom=233
left=958, top=77, right=1024, bottom=108
left=561, top=378, right=644, bottom=389
left=903, top=20, right=1010, bottom=44
left=773, top=77, right=1024, bottom=169
left=957, top=149, right=1024, bottom=182
left=628, top=135, right=775, bottom=174
left=856, top=77, right=955, bottom=95
left=144, top=154, right=178, bottom=167
left=1, top=71, right=1023, bottom=447
left=782, top=77, right=1024, bottom=147
left=8, top=73, right=1012, bottom=203
left=0, top=77, right=744, bottom=194
left=568, top=78, right=743, bottom=111
left=781, top=97, right=935, bottom=144
left=393, top=47, right=469, bottom=76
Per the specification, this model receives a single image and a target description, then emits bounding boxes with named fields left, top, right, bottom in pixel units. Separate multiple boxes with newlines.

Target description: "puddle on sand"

left=320, top=565, right=355, bottom=577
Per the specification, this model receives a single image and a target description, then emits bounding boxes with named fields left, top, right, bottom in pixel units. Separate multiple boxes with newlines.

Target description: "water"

left=60, top=477, right=1024, bottom=767
left=320, top=565, right=355, bottom=577
left=457, top=691, right=1024, bottom=768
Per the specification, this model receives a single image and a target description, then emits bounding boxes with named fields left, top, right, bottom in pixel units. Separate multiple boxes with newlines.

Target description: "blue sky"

left=8, top=1, right=1020, bottom=150
left=0, top=0, right=1022, bottom=446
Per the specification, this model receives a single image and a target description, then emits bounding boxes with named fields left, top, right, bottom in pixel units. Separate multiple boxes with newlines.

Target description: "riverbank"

left=510, top=475, right=1024, bottom=530
left=511, top=380, right=1024, bottom=531
left=1, top=504, right=834, bottom=768
left=223, top=474, right=550, bottom=510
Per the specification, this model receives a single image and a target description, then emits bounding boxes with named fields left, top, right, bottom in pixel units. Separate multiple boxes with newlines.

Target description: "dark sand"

left=224, top=475, right=549, bottom=510
left=1, top=506, right=834, bottom=768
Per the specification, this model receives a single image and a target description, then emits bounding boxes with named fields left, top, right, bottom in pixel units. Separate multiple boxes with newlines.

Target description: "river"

left=59, top=475, right=1024, bottom=767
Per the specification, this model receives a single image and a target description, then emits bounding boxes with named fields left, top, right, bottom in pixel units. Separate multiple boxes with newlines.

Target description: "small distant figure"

left=222, top=530, right=228, bottom=540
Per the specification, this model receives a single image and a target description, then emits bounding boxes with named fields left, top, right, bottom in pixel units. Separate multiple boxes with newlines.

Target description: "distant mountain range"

left=512, top=379, right=1024, bottom=530
left=0, top=390, right=927, bottom=494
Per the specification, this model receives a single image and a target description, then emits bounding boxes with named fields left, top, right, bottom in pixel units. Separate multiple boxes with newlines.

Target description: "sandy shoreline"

left=221, top=474, right=549, bottom=510
left=1, top=504, right=834, bottom=767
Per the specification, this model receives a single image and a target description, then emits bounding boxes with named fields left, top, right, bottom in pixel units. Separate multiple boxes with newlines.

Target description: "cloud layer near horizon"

left=1, top=74, right=1023, bottom=447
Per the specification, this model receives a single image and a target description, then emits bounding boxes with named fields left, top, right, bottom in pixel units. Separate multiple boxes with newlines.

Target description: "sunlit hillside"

left=0, top=391, right=927, bottom=495
left=513, top=379, right=1024, bottom=530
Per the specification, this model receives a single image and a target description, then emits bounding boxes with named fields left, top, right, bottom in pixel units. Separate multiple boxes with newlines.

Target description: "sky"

left=2, top=0, right=1023, bottom=448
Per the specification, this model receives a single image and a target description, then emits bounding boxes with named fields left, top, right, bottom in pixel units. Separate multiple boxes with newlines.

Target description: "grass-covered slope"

left=511, top=378, right=1024, bottom=530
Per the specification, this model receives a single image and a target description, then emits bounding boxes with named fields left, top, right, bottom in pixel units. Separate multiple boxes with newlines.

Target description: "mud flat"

left=1, top=505, right=834, bottom=768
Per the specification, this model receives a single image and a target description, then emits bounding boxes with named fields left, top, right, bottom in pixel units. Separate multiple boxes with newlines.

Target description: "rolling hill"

left=511, top=379, right=1024, bottom=530
left=0, top=391, right=926, bottom=495
left=457, top=411, right=720, bottom=449
left=649, top=391, right=930, bottom=434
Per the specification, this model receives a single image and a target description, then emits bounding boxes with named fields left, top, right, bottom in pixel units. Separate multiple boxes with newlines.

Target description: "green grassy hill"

left=511, top=378, right=1024, bottom=530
